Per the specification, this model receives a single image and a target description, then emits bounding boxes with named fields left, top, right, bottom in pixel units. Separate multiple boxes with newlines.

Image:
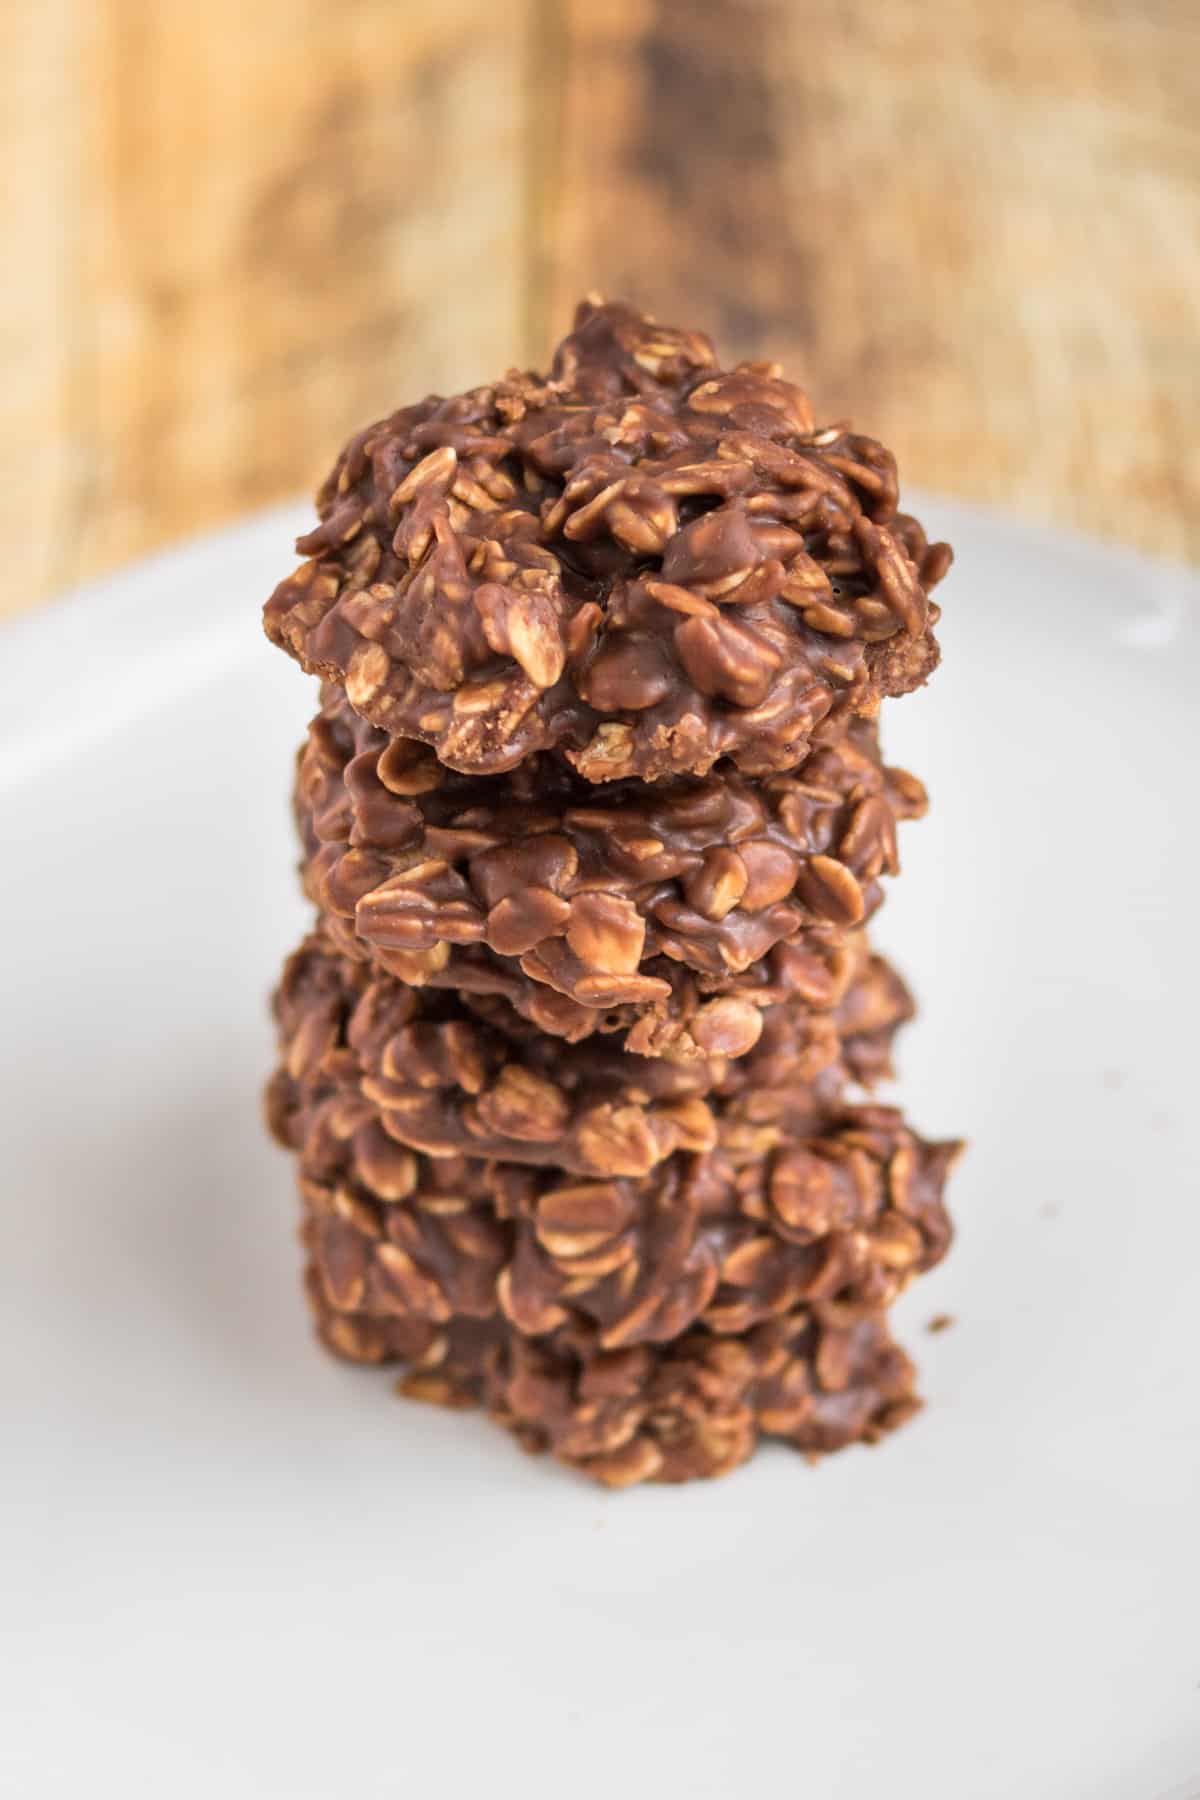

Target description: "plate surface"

left=2, top=501, right=1198, bottom=1800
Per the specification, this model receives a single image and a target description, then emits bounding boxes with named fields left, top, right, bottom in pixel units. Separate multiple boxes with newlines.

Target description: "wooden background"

left=4, top=0, right=1198, bottom=618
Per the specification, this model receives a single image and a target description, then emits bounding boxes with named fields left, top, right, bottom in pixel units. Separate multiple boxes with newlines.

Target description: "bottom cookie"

left=304, top=1267, right=922, bottom=1487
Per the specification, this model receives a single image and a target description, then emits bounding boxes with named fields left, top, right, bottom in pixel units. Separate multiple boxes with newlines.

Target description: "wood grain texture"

left=1, top=0, right=531, bottom=616
left=2, top=0, right=1197, bottom=617
left=544, top=0, right=1200, bottom=565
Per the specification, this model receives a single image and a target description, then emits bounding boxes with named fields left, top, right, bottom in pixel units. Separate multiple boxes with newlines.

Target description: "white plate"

left=2, top=501, right=1198, bottom=1800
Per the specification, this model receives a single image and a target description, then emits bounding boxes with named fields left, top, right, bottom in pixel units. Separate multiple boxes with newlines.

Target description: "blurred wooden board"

left=543, top=0, right=1200, bottom=567
left=3, top=0, right=1198, bottom=617
left=2, top=0, right=531, bottom=616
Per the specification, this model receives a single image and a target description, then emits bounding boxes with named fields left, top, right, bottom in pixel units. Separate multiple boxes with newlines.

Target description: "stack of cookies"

left=263, top=300, right=960, bottom=1486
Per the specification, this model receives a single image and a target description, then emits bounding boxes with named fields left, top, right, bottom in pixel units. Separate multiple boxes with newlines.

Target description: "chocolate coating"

left=267, top=935, right=958, bottom=1417
left=280, top=1074, right=954, bottom=1487
left=294, top=684, right=926, bottom=1055
left=265, top=300, right=950, bottom=782
left=269, top=932, right=915, bottom=1179
left=303, top=1290, right=924, bottom=1486
left=281, top=1106, right=956, bottom=1355
left=261, top=297, right=962, bottom=1486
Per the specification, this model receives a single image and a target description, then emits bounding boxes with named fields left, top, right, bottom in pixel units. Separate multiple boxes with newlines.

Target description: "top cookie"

left=265, top=300, right=951, bottom=782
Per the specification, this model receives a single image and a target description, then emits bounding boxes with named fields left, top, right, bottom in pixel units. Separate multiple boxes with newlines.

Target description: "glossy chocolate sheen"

left=266, top=929, right=960, bottom=1488
left=265, top=299, right=951, bottom=782
left=277, top=1099, right=956, bottom=1355
left=293, top=684, right=927, bottom=1055
left=262, top=297, right=962, bottom=1486
left=275, top=1066, right=955, bottom=1487
left=268, top=931, right=915, bottom=1179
